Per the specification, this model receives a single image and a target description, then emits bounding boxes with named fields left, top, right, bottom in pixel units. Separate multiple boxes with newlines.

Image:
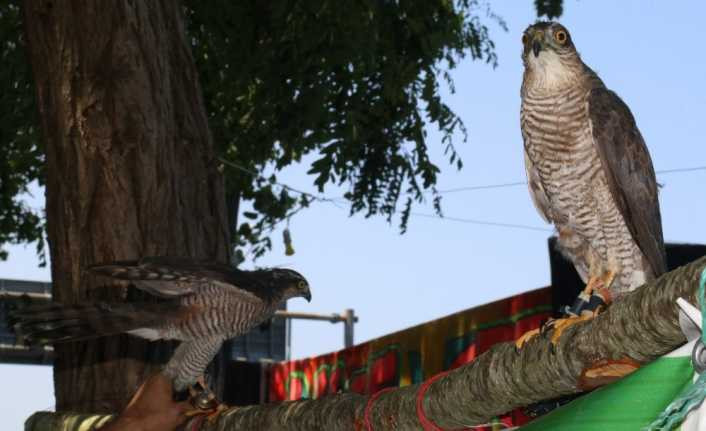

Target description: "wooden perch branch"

left=25, top=256, right=706, bottom=431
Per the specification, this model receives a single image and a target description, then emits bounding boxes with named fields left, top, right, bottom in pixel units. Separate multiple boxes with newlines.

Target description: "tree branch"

left=25, top=256, right=706, bottom=430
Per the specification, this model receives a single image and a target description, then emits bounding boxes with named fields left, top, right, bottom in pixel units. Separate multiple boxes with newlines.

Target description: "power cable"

left=436, top=165, right=706, bottom=195
left=218, top=157, right=704, bottom=233
left=408, top=212, right=552, bottom=232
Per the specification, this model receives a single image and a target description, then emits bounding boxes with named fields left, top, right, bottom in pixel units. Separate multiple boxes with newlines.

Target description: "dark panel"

left=665, top=243, right=706, bottom=270
left=548, top=238, right=706, bottom=314
left=547, top=237, right=584, bottom=316
left=228, top=303, right=287, bottom=362
left=0, top=285, right=54, bottom=365
left=221, top=360, right=264, bottom=406
left=0, top=278, right=52, bottom=295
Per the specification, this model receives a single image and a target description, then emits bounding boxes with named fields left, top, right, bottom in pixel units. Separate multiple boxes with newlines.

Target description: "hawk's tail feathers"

left=9, top=302, right=173, bottom=345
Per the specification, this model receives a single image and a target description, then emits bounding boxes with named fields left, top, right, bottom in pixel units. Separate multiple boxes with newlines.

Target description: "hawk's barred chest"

left=521, top=83, right=602, bottom=204
left=164, top=283, right=279, bottom=340
left=521, top=79, right=648, bottom=294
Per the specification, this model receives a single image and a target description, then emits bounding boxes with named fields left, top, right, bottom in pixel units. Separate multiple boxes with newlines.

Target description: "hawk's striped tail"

left=8, top=302, right=171, bottom=345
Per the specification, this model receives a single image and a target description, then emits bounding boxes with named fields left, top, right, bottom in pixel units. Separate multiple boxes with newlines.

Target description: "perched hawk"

left=11, top=257, right=311, bottom=394
left=519, top=22, right=666, bottom=342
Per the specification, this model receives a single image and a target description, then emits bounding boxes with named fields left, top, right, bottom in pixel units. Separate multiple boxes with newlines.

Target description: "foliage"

left=0, top=3, right=45, bottom=263
left=185, top=0, right=506, bottom=258
left=0, top=0, right=562, bottom=262
left=534, top=0, right=564, bottom=19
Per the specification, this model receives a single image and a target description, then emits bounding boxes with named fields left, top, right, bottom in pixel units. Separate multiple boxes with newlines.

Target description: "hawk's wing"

left=587, top=88, right=667, bottom=276
left=523, top=149, right=553, bottom=224
left=87, top=257, right=266, bottom=302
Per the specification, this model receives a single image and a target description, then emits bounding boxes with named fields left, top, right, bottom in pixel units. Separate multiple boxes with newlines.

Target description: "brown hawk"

left=518, top=22, right=666, bottom=344
left=10, top=257, right=311, bottom=399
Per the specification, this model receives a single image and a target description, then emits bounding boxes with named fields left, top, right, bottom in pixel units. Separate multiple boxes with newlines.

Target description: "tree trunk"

left=22, top=0, right=229, bottom=413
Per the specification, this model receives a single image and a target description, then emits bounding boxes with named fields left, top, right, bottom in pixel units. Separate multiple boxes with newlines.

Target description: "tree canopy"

left=0, top=0, right=563, bottom=262
left=0, top=3, right=44, bottom=262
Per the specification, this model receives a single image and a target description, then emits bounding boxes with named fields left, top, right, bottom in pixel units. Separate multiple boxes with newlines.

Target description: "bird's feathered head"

left=266, top=268, right=311, bottom=302
left=521, top=22, right=582, bottom=88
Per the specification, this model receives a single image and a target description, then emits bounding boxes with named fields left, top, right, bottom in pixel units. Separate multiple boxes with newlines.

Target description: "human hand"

left=100, top=373, right=191, bottom=431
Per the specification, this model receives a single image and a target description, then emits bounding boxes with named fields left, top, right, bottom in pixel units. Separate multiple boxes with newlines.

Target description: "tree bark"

left=23, top=257, right=706, bottom=429
left=22, top=0, right=229, bottom=413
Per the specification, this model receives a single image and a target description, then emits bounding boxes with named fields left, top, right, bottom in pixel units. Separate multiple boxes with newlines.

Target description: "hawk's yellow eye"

left=554, top=30, right=567, bottom=44
left=522, top=34, right=529, bottom=45
left=297, top=281, right=307, bottom=289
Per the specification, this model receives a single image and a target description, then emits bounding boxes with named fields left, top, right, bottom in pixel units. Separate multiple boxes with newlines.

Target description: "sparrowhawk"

left=10, top=257, right=311, bottom=395
left=518, top=22, right=666, bottom=344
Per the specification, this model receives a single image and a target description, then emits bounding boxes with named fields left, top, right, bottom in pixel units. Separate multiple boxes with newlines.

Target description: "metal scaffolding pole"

left=342, top=309, right=355, bottom=348
left=274, top=309, right=358, bottom=348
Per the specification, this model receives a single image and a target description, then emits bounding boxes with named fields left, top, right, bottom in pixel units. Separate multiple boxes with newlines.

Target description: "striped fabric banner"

left=269, top=288, right=553, bottom=428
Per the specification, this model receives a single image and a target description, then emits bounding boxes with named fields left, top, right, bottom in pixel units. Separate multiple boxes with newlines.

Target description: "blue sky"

left=1, top=1, right=705, bottom=427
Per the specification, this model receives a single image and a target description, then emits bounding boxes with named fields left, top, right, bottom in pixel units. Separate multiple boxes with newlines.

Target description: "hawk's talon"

left=547, top=272, right=614, bottom=345
left=185, top=402, right=228, bottom=423
left=192, top=390, right=216, bottom=410
left=515, top=318, right=556, bottom=350
left=540, top=318, right=557, bottom=335
left=548, top=313, right=597, bottom=346
left=517, top=272, right=615, bottom=351
left=515, top=328, right=541, bottom=350
left=185, top=375, right=226, bottom=418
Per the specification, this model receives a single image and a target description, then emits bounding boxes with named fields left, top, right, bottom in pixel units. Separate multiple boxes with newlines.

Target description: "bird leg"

left=515, top=271, right=615, bottom=350
left=547, top=271, right=615, bottom=345
left=563, top=271, right=614, bottom=317
left=165, top=337, right=228, bottom=421
left=183, top=376, right=228, bottom=422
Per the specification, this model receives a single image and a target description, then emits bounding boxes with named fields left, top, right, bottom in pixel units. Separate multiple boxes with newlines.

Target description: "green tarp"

left=519, top=345, right=695, bottom=431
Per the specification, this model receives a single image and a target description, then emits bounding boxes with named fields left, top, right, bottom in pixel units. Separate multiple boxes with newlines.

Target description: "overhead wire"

left=654, top=166, right=706, bottom=175
left=218, top=157, right=705, bottom=234
left=435, top=165, right=706, bottom=195
left=408, top=212, right=553, bottom=232
left=437, top=181, right=526, bottom=194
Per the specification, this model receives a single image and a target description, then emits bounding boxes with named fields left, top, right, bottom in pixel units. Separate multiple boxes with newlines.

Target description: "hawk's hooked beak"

left=304, top=290, right=311, bottom=302
left=531, top=30, right=544, bottom=58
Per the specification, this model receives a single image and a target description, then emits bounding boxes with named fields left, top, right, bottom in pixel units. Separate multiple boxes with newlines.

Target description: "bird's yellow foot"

left=184, top=402, right=228, bottom=423
left=515, top=327, right=541, bottom=350
left=184, top=376, right=229, bottom=423
left=547, top=313, right=596, bottom=345
left=188, top=376, right=215, bottom=407
left=516, top=271, right=615, bottom=350
left=548, top=272, right=614, bottom=346
left=515, top=316, right=566, bottom=349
